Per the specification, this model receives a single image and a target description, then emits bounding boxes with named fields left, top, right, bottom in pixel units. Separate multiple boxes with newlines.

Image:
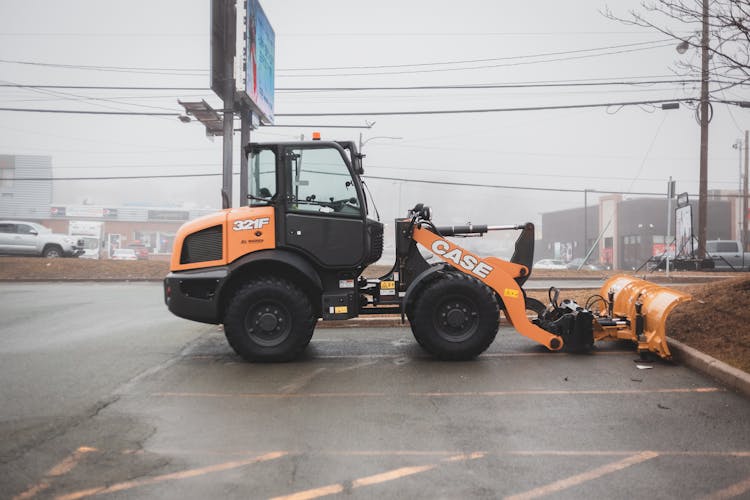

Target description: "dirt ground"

left=1, top=257, right=747, bottom=373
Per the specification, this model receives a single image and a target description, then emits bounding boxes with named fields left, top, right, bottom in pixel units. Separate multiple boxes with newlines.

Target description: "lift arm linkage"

left=411, top=224, right=564, bottom=351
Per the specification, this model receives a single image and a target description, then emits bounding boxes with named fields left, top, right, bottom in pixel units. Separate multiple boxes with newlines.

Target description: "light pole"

left=733, top=138, right=743, bottom=242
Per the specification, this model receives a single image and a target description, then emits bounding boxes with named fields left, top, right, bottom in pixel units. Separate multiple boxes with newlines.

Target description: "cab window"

left=248, top=149, right=276, bottom=206
left=286, top=147, right=361, bottom=216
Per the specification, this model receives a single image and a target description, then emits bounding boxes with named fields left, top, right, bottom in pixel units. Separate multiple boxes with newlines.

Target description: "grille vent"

left=180, top=225, right=222, bottom=264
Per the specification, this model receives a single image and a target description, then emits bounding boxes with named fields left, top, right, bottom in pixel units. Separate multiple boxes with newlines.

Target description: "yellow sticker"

left=380, top=281, right=395, bottom=290
left=503, top=288, right=520, bottom=299
left=334, top=306, right=348, bottom=314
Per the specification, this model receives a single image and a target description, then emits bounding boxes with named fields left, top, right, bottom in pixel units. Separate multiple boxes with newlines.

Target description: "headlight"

left=63, top=237, right=75, bottom=245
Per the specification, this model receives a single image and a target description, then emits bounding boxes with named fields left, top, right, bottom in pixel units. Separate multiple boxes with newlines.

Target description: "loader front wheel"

left=223, top=277, right=315, bottom=362
left=410, top=272, right=499, bottom=360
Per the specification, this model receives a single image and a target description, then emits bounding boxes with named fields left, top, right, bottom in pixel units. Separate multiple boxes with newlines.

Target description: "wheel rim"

left=243, top=300, right=292, bottom=347
left=432, top=295, right=479, bottom=343
left=46, top=249, right=60, bottom=258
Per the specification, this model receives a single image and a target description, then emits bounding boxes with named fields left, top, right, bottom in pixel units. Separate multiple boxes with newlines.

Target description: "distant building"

left=0, top=155, right=53, bottom=219
left=0, top=154, right=216, bottom=259
left=538, top=195, right=735, bottom=270
left=40, top=205, right=216, bottom=259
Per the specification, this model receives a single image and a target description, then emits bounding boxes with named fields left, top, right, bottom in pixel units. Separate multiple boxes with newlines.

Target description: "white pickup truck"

left=706, top=240, right=750, bottom=271
left=0, top=220, right=84, bottom=258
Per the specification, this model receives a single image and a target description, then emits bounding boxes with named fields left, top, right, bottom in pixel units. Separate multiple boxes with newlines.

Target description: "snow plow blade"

left=594, top=274, right=692, bottom=360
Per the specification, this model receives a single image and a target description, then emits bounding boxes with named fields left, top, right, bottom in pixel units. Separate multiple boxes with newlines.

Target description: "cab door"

left=281, top=144, right=366, bottom=268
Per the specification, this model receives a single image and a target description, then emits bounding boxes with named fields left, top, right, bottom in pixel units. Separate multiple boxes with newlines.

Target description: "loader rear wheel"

left=410, top=272, right=499, bottom=360
left=223, top=277, right=315, bottom=362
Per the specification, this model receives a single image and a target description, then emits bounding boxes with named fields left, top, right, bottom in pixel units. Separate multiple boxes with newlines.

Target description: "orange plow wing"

left=595, top=274, right=692, bottom=359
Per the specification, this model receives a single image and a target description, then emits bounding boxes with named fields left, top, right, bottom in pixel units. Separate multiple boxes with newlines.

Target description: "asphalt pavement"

left=1, top=282, right=749, bottom=500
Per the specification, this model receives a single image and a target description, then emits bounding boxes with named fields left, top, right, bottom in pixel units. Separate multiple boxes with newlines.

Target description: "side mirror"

left=29, top=230, right=38, bottom=235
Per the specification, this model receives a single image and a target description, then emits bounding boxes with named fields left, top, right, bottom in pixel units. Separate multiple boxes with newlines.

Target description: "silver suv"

left=0, top=221, right=84, bottom=258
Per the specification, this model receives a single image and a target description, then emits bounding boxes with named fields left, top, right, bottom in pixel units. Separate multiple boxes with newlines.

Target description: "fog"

left=1, top=0, right=748, bottom=231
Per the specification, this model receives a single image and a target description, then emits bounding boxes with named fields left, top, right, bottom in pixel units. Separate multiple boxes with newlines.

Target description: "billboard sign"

left=675, top=204, right=694, bottom=258
left=245, top=0, right=275, bottom=124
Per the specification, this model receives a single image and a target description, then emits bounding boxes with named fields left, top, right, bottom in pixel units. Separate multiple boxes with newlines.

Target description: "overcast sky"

left=0, top=0, right=748, bottom=230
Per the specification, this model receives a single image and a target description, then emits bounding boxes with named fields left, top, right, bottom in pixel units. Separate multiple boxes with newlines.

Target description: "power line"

left=275, top=98, right=696, bottom=117
left=0, top=42, right=669, bottom=77
left=0, top=77, right=699, bottom=93
left=0, top=84, right=207, bottom=91
left=277, top=43, right=677, bottom=78
left=277, top=40, right=671, bottom=71
left=277, top=79, right=705, bottom=92
left=13, top=173, right=223, bottom=181
left=0, top=107, right=178, bottom=116
left=0, top=41, right=674, bottom=80
left=0, top=97, right=700, bottom=117
left=0, top=58, right=205, bottom=76
left=10, top=171, right=725, bottom=199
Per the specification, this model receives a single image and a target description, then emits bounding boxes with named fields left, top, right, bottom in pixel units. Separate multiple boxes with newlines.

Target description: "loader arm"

left=411, top=224, right=564, bottom=351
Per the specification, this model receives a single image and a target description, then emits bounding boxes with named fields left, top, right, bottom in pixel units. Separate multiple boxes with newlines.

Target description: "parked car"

left=126, top=242, right=150, bottom=260
left=0, top=220, right=83, bottom=258
left=111, top=248, right=138, bottom=261
left=566, top=258, right=608, bottom=271
left=706, top=240, right=750, bottom=271
left=533, top=259, right=568, bottom=270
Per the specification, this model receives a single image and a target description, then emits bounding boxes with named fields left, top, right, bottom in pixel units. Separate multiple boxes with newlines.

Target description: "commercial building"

left=0, top=154, right=214, bottom=259
left=537, top=194, right=736, bottom=270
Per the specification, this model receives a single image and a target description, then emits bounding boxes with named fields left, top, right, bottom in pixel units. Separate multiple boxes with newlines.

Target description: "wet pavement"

left=2, top=282, right=749, bottom=499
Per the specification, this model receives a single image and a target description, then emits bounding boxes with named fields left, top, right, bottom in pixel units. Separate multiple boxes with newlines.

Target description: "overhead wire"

left=8, top=171, right=725, bottom=199
left=276, top=39, right=672, bottom=71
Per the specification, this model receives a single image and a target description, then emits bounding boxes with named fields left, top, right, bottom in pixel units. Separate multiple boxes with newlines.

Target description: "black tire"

left=223, top=276, right=315, bottom=362
left=43, top=245, right=63, bottom=258
left=410, top=272, right=500, bottom=360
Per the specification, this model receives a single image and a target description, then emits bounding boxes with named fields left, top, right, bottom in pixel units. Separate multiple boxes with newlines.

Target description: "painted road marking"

left=140, top=448, right=750, bottom=459
left=269, top=453, right=485, bottom=500
left=504, top=451, right=660, bottom=500
left=700, top=475, right=750, bottom=500
left=34, top=448, right=748, bottom=500
left=279, top=368, right=327, bottom=394
left=54, top=451, right=287, bottom=500
left=13, top=446, right=97, bottom=500
left=152, top=387, right=722, bottom=400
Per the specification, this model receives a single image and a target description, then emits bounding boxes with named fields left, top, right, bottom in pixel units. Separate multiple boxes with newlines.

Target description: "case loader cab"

left=244, top=140, right=382, bottom=271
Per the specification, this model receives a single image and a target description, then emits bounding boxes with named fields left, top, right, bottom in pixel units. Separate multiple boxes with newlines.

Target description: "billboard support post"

left=211, top=0, right=237, bottom=209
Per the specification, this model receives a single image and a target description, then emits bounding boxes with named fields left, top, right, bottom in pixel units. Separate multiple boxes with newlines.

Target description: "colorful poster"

left=246, top=0, right=275, bottom=123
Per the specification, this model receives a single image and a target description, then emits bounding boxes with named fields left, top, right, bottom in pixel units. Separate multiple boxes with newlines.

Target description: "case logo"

left=430, top=239, right=494, bottom=279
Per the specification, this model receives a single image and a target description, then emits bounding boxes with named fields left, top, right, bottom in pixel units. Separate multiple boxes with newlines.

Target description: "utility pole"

left=744, top=130, right=749, bottom=252
left=697, top=0, right=710, bottom=259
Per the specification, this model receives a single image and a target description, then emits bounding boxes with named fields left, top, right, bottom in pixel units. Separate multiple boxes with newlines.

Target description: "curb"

left=668, top=337, right=750, bottom=398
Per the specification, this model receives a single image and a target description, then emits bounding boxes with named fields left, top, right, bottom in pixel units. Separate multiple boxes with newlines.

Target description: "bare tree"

left=605, top=1, right=750, bottom=260
left=604, top=1, right=750, bottom=86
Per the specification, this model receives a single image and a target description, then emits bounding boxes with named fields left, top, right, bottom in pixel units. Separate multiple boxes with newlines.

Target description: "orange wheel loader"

left=164, top=139, right=690, bottom=362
